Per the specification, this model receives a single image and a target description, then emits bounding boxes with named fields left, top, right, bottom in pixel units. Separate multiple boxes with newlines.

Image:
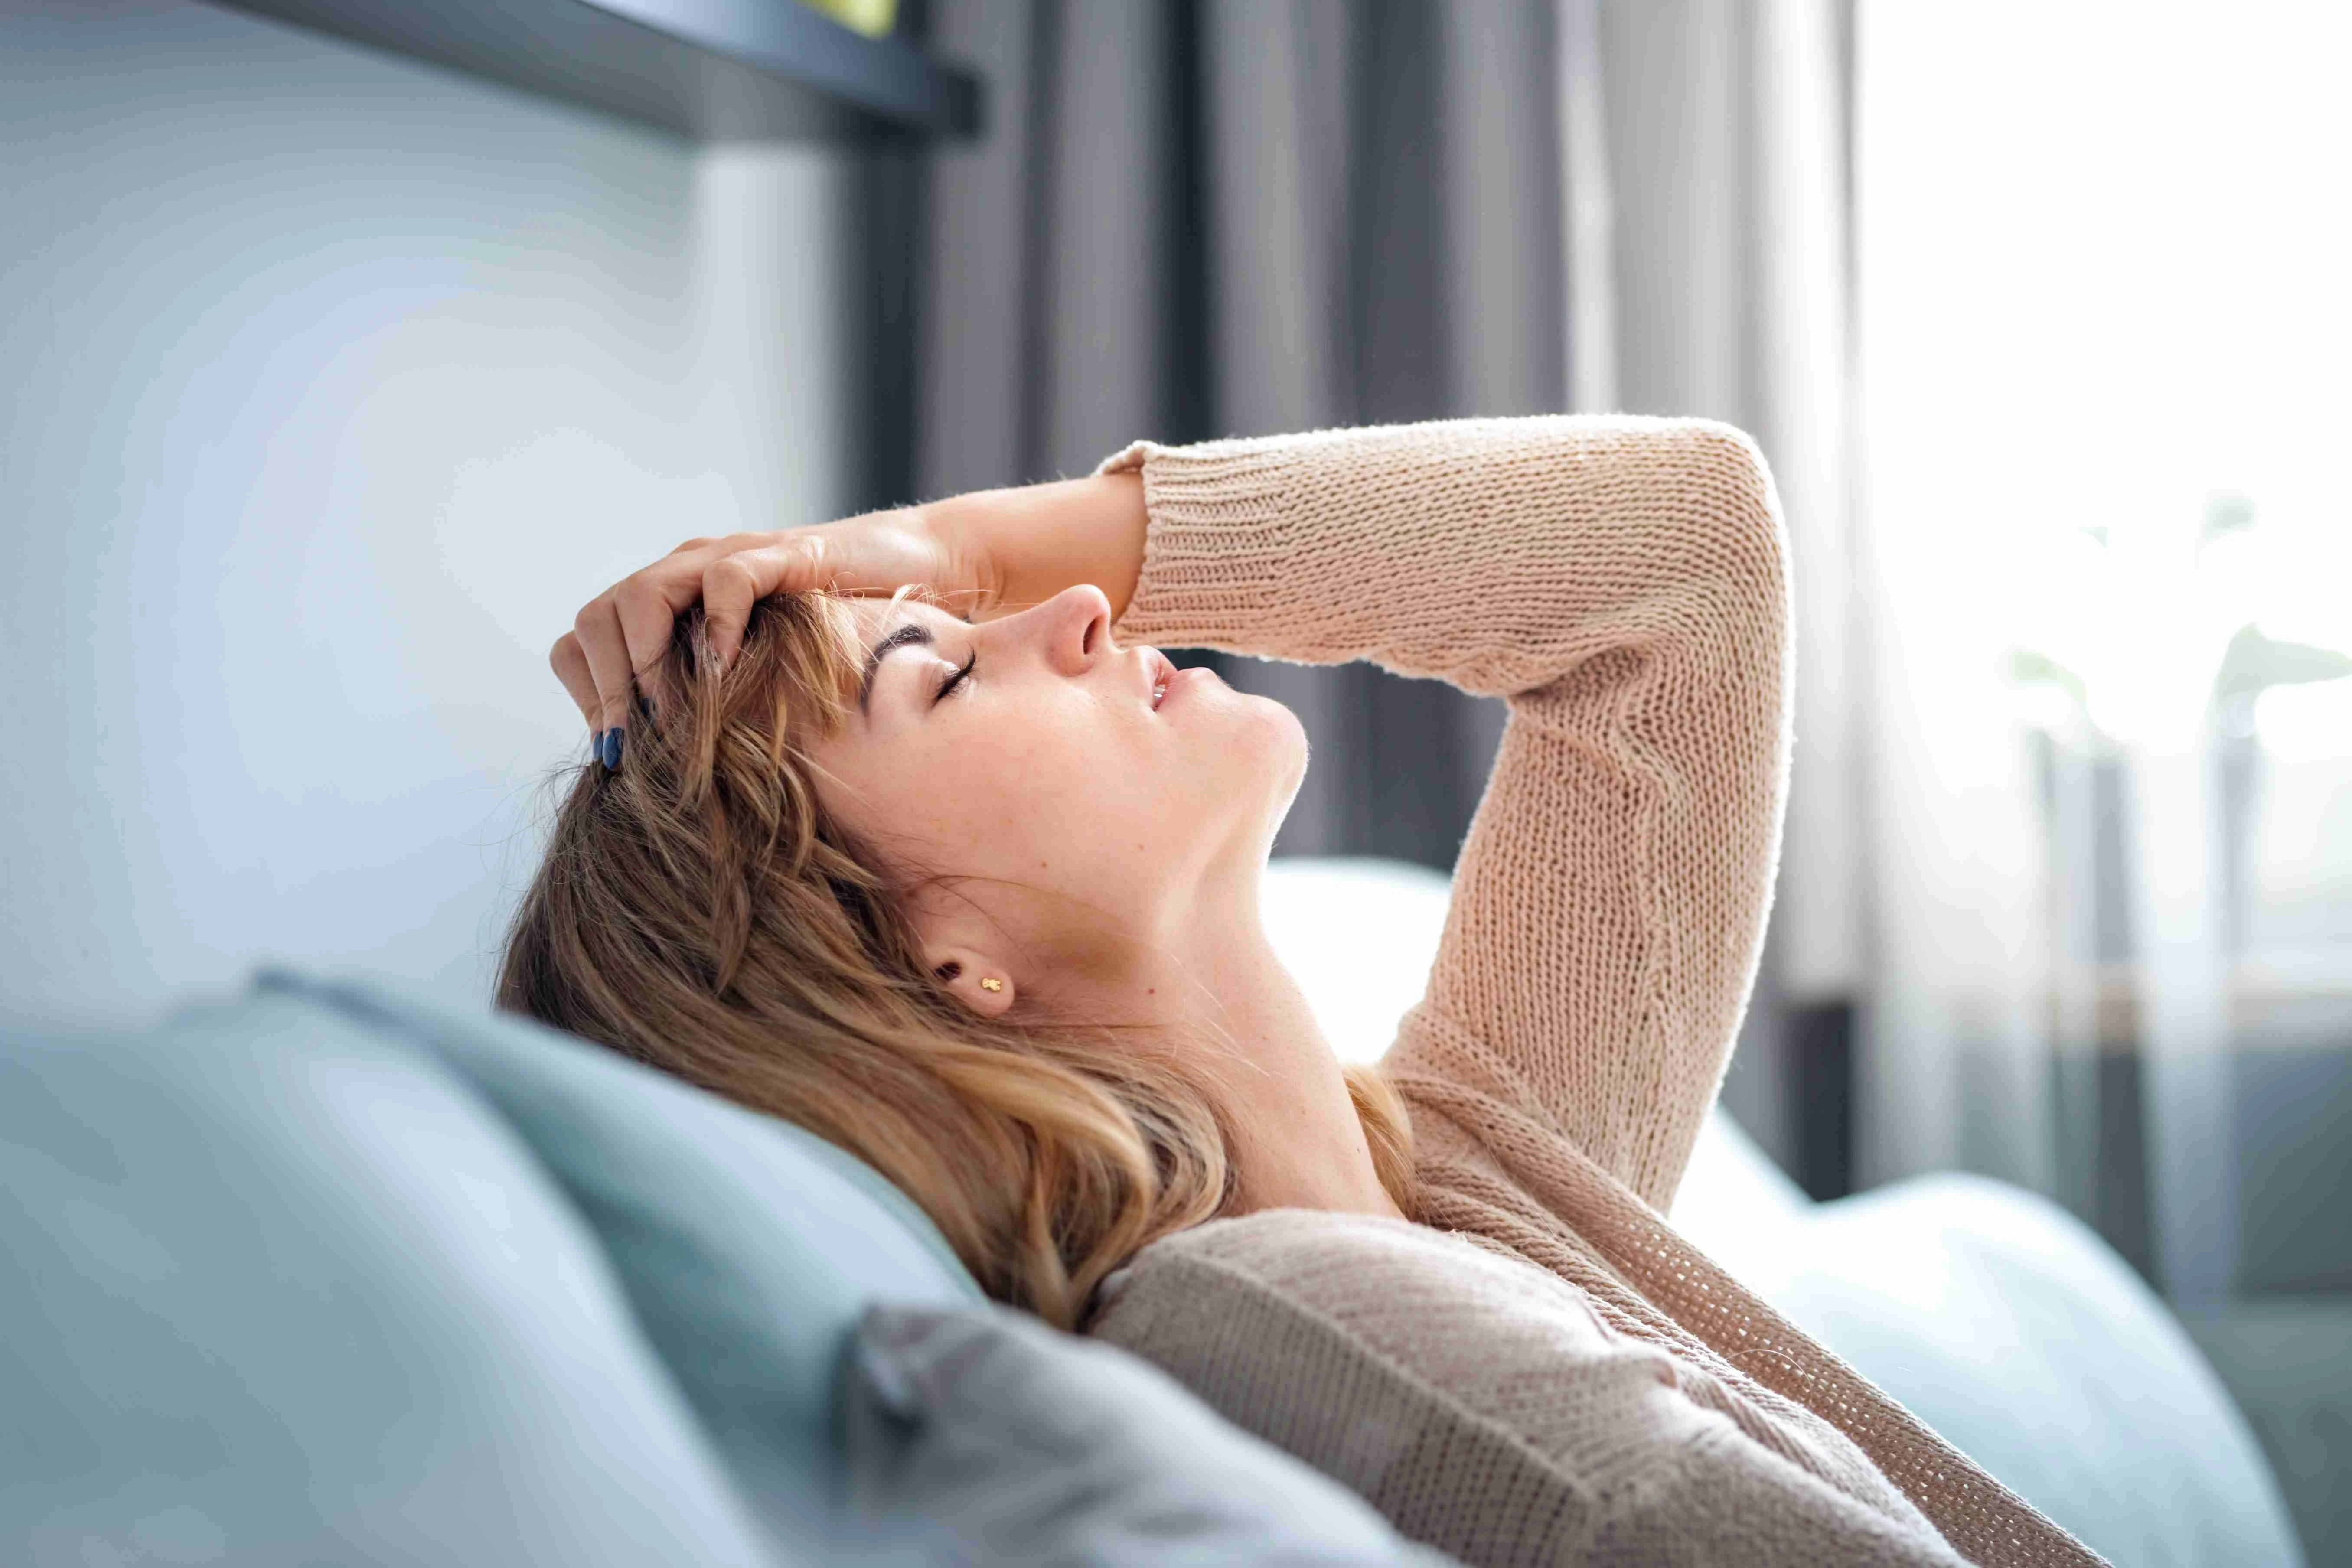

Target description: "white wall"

left=0, top=0, right=862, bottom=1028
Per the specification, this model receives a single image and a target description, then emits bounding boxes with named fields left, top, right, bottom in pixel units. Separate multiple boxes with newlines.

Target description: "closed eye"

left=933, top=649, right=977, bottom=705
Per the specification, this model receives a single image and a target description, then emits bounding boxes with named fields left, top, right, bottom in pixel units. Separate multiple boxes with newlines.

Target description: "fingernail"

left=601, top=728, right=624, bottom=771
left=636, top=692, right=656, bottom=721
left=591, top=729, right=607, bottom=764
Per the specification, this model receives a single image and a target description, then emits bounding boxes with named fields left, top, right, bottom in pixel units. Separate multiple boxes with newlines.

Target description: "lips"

left=1144, top=649, right=1178, bottom=711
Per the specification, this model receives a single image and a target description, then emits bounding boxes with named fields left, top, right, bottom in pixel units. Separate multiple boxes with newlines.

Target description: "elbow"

left=1684, top=420, right=1788, bottom=576
left=1665, top=422, right=1794, bottom=724
left=1681, top=419, right=1791, bottom=639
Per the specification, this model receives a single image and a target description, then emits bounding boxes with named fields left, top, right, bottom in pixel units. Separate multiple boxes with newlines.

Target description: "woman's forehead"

left=840, top=589, right=958, bottom=636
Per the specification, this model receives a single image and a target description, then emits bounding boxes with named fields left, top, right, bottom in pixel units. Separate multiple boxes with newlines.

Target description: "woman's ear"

left=928, top=947, right=1017, bottom=1019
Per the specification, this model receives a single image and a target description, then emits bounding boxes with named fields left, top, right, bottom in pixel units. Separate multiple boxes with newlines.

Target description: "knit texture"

left=1093, top=1212, right=1967, bottom=1567
left=1092, top=417, right=2106, bottom=1568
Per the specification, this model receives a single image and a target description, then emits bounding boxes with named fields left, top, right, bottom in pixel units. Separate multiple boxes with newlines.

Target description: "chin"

left=1191, top=715, right=1306, bottom=878
left=1183, top=686, right=1309, bottom=854
left=1238, top=693, right=1311, bottom=822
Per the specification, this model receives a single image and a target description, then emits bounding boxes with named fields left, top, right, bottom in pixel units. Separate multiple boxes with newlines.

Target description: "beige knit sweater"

left=1090, top=418, right=2105, bottom=1568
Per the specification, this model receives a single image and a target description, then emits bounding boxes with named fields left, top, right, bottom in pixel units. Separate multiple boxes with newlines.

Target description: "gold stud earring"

left=979, top=976, right=1005, bottom=993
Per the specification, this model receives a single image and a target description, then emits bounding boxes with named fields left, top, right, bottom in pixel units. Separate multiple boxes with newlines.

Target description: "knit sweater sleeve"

left=1100, top=416, right=1791, bottom=1213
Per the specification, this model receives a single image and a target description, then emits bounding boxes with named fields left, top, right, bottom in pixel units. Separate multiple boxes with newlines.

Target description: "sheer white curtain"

left=1853, top=2, right=2352, bottom=1301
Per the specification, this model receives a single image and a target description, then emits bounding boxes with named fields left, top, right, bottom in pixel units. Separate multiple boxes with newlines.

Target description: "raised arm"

left=1100, top=417, right=1791, bottom=1213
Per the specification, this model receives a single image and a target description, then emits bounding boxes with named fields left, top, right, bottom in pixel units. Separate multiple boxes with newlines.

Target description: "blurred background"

left=2, top=0, right=2346, bottom=1557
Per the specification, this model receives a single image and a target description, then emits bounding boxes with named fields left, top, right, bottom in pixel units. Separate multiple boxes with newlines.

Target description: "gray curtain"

left=917, top=0, right=1579, bottom=868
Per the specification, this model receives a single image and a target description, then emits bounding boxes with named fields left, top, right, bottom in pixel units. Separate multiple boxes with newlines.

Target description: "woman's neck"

left=1116, top=899, right=1407, bottom=1223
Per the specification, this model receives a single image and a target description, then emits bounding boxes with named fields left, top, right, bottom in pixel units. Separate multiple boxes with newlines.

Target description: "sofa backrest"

left=1, top=972, right=981, bottom=1566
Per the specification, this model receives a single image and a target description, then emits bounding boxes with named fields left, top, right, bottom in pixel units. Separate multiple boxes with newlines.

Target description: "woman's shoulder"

left=1092, top=1208, right=1635, bottom=1367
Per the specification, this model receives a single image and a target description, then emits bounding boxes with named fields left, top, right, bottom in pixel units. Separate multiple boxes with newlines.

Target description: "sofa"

left=0, top=858, right=2304, bottom=1566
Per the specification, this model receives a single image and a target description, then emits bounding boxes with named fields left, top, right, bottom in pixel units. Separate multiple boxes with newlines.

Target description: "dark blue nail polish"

left=590, top=729, right=607, bottom=764
left=601, top=728, right=624, bottom=771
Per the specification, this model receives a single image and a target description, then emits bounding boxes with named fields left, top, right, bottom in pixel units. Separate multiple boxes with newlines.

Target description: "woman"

left=509, top=417, right=2094, bottom=1568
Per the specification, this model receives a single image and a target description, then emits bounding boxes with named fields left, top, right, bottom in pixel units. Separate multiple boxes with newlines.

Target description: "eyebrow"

left=858, top=621, right=933, bottom=714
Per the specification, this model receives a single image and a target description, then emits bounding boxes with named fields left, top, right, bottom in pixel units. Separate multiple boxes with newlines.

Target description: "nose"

left=1030, top=583, right=1115, bottom=677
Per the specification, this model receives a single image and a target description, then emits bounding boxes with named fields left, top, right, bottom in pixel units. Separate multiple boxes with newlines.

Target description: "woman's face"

left=806, top=586, right=1307, bottom=995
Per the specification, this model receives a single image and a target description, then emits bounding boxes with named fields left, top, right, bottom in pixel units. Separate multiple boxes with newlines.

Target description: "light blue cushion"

left=0, top=988, right=780, bottom=1567
left=1774, top=1175, right=2304, bottom=1568
left=251, top=971, right=984, bottom=1551
left=2, top=971, right=988, bottom=1566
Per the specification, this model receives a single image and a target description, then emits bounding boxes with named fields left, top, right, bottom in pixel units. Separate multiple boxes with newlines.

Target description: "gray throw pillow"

left=841, top=1303, right=1460, bottom=1567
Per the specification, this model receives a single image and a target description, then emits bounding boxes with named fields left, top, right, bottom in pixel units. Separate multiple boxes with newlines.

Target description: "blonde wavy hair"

left=498, top=592, right=1415, bottom=1328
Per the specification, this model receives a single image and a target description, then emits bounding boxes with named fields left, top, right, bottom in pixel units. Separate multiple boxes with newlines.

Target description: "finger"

left=611, top=554, right=722, bottom=701
left=549, top=632, right=600, bottom=728
left=612, top=532, right=791, bottom=680
left=703, top=536, right=833, bottom=671
left=572, top=593, right=639, bottom=737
